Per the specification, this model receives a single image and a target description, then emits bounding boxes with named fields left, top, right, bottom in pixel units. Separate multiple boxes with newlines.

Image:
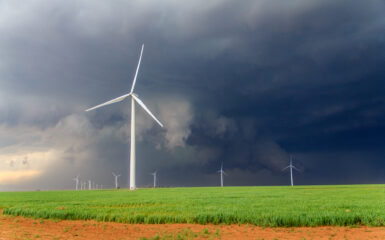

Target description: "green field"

left=1, top=185, right=384, bottom=227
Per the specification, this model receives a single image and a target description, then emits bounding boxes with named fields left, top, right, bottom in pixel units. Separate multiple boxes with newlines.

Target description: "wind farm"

left=1, top=43, right=382, bottom=238
left=1, top=0, right=385, bottom=238
left=0, top=43, right=383, bottom=239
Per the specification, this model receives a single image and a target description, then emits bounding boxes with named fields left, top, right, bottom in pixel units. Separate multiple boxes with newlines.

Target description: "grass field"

left=1, top=185, right=384, bottom=227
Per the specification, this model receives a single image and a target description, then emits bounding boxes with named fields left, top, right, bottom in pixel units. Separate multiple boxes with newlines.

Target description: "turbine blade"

left=282, top=166, right=290, bottom=171
left=130, top=44, right=144, bottom=94
left=293, top=166, right=300, bottom=171
left=86, top=93, right=130, bottom=112
left=223, top=171, right=228, bottom=176
left=132, top=95, right=163, bottom=127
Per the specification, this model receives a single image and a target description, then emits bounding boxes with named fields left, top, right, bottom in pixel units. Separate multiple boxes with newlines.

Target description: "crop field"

left=1, top=185, right=384, bottom=227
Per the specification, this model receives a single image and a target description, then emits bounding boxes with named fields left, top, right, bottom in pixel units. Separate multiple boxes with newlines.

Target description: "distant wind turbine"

left=88, top=180, right=92, bottom=190
left=86, top=44, right=164, bottom=190
left=113, top=172, right=121, bottom=189
left=150, top=171, right=157, bottom=188
left=73, top=175, right=80, bottom=190
left=217, top=163, right=227, bottom=187
left=282, top=155, right=299, bottom=186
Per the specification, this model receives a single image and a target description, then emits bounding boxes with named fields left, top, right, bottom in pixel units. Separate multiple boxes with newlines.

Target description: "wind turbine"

left=150, top=171, right=157, bottom=188
left=113, top=172, right=121, bottom=189
left=88, top=180, right=92, bottom=190
left=86, top=44, right=163, bottom=190
left=73, top=175, right=80, bottom=190
left=282, top=155, right=299, bottom=186
left=217, top=163, right=227, bottom=187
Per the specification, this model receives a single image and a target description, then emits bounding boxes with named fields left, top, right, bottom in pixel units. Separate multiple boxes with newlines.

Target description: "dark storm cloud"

left=0, top=0, right=384, bottom=190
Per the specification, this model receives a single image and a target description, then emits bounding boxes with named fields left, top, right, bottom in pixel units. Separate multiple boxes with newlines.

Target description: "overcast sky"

left=0, top=0, right=384, bottom=190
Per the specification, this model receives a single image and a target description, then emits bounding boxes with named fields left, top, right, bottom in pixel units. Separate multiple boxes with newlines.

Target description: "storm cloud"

left=0, top=0, right=384, bottom=190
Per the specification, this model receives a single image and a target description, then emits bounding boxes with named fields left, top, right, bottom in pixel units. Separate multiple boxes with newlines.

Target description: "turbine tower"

left=73, top=175, right=80, bottom=190
left=217, top=163, right=227, bottom=187
left=150, top=171, right=157, bottom=188
left=282, top=155, right=299, bottom=186
left=88, top=180, right=92, bottom=190
left=86, top=44, right=163, bottom=190
left=112, top=172, right=121, bottom=189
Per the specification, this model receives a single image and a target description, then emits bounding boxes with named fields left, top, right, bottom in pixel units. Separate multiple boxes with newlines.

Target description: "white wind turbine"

left=150, top=170, right=157, bottom=188
left=112, top=172, right=121, bottom=189
left=86, top=44, right=163, bottom=190
left=282, top=155, right=299, bottom=186
left=88, top=180, right=92, bottom=190
left=217, top=162, right=227, bottom=187
left=73, top=175, right=80, bottom=190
